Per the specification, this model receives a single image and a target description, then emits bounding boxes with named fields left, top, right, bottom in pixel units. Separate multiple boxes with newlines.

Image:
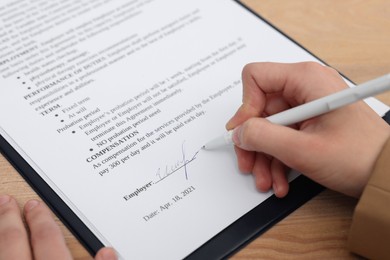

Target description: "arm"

left=348, top=137, right=390, bottom=259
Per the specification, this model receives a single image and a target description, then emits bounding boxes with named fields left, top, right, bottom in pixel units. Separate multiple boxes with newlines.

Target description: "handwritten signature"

left=155, top=141, right=200, bottom=183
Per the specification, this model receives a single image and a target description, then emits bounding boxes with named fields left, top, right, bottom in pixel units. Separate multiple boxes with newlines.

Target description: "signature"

left=155, top=141, right=200, bottom=183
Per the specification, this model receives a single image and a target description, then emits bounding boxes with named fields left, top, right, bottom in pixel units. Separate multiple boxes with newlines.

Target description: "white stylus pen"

left=203, top=73, right=390, bottom=150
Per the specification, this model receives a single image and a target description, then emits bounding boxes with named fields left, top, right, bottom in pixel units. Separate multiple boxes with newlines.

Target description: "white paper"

left=0, top=0, right=388, bottom=259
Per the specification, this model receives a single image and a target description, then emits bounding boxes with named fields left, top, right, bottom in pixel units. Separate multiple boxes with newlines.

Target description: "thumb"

left=95, top=247, right=117, bottom=260
left=232, top=117, right=316, bottom=171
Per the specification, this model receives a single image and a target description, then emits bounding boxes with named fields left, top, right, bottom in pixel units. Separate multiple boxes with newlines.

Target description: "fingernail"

left=232, top=126, right=242, bottom=146
left=25, top=200, right=39, bottom=212
left=0, top=195, right=10, bottom=206
left=226, top=118, right=235, bottom=130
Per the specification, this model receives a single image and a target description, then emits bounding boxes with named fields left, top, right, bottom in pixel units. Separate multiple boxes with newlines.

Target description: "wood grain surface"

left=1, top=1, right=389, bottom=259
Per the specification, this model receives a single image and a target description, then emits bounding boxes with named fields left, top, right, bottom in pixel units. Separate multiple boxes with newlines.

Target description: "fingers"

left=226, top=62, right=347, bottom=130
left=234, top=146, right=255, bottom=173
left=271, top=159, right=289, bottom=198
left=24, top=200, right=73, bottom=260
left=95, top=247, right=118, bottom=260
left=241, top=62, right=345, bottom=105
left=227, top=62, right=387, bottom=198
left=0, top=195, right=32, bottom=260
left=232, top=117, right=317, bottom=173
left=0, top=197, right=115, bottom=260
left=236, top=149, right=289, bottom=197
left=226, top=64, right=266, bottom=129
left=252, top=153, right=272, bottom=192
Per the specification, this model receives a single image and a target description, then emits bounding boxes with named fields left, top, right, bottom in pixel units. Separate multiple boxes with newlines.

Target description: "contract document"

left=0, top=0, right=388, bottom=259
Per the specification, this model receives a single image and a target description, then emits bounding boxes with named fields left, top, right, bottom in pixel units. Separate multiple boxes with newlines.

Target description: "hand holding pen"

left=210, top=62, right=390, bottom=198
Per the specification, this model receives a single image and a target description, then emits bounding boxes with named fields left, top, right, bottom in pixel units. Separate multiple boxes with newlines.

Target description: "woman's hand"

left=227, top=62, right=390, bottom=198
left=0, top=194, right=117, bottom=260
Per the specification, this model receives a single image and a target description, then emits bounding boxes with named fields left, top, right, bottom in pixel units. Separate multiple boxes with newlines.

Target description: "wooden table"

left=1, top=1, right=389, bottom=259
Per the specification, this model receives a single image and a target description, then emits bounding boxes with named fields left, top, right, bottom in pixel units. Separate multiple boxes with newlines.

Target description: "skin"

left=1, top=62, right=388, bottom=258
left=226, top=62, right=390, bottom=198
left=0, top=195, right=117, bottom=260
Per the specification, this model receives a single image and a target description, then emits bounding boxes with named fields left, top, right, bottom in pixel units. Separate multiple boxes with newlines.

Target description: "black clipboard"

left=0, top=1, right=388, bottom=259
